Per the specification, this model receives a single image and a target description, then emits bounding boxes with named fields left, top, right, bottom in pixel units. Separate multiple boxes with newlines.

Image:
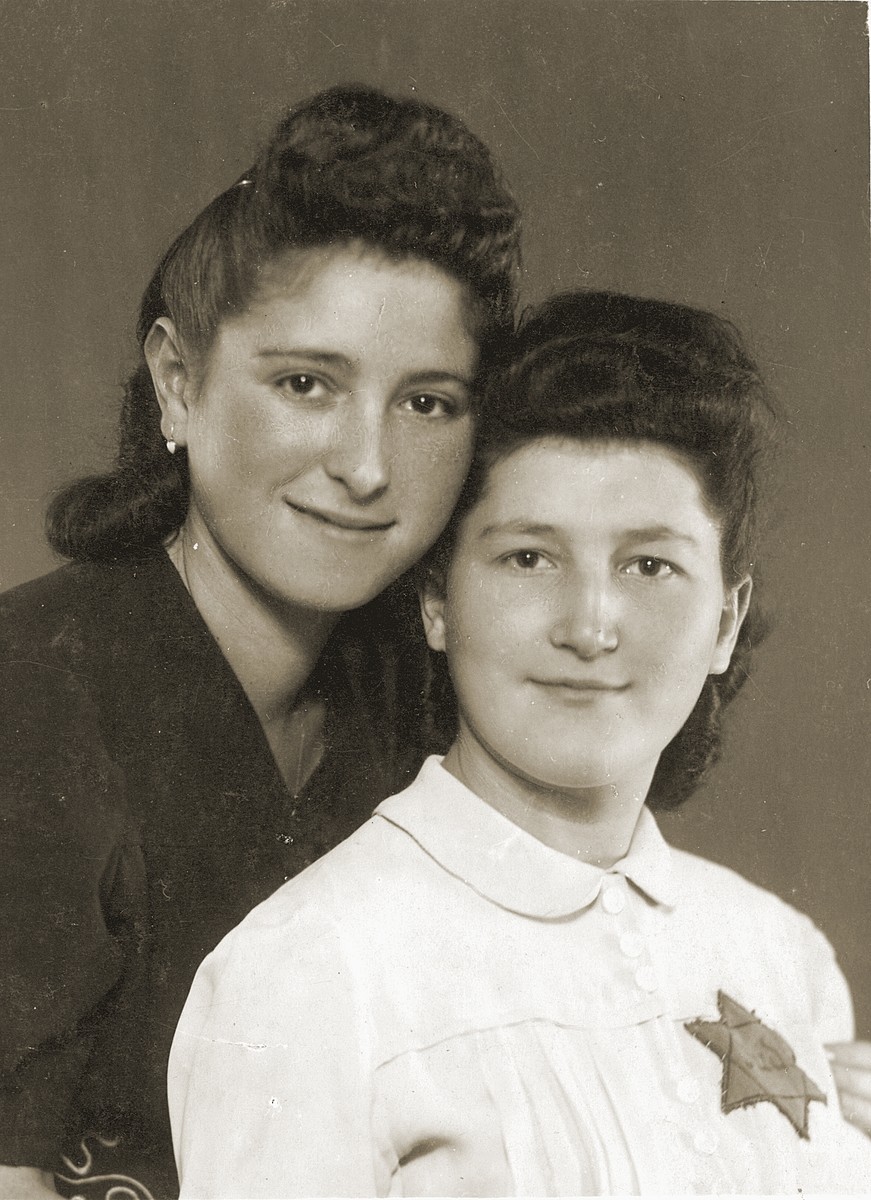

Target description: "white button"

left=601, top=886, right=625, bottom=914
left=634, top=964, right=658, bottom=992
left=619, top=930, right=643, bottom=958
left=693, top=1129, right=719, bottom=1155
left=677, top=1076, right=701, bottom=1105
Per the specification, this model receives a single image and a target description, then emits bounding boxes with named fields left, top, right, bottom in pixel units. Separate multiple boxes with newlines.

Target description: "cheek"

left=217, top=409, right=330, bottom=491
left=394, top=424, right=474, bottom=510
left=640, top=601, right=723, bottom=687
left=188, top=391, right=256, bottom=476
left=444, top=590, right=525, bottom=675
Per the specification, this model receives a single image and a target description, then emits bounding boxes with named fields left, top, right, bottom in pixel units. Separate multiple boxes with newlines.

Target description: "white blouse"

left=169, top=757, right=871, bottom=1196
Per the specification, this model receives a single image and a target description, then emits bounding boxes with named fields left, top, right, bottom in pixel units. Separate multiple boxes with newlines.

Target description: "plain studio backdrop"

left=1, top=1, right=869, bottom=1032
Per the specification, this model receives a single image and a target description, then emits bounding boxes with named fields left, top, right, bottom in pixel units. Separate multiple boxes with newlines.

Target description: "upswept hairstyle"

left=47, top=84, right=521, bottom=561
left=425, top=289, right=779, bottom=810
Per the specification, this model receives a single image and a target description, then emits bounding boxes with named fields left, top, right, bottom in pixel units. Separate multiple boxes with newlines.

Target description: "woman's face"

left=164, top=245, right=479, bottom=613
left=422, top=438, right=750, bottom=803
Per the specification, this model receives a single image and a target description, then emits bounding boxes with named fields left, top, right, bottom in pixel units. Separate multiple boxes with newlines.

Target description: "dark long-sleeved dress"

left=0, top=548, right=426, bottom=1199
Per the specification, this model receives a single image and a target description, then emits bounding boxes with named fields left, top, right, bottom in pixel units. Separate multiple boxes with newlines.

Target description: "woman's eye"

left=506, top=550, right=551, bottom=571
left=625, top=557, right=676, bottom=578
left=403, top=393, right=454, bottom=417
left=277, top=373, right=327, bottom=399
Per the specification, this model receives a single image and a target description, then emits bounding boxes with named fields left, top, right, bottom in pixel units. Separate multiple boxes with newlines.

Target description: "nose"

left=549, top=573, right=619, bottom=658
left=324, top=399, right=391, bottom=501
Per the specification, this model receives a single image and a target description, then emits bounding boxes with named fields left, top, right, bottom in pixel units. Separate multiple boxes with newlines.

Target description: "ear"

left=418, top=567, right=448, bottom=654
left=709, top=576, right=753, bottom=676
left=143, top=318, right=195, bottom=448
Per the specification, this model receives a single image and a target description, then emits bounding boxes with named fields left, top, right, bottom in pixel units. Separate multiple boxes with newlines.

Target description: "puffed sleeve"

left=169, top=886, right=378, bottom=1199
left=0, top=660, right=141, bottom=1168
left=795, top=906, right=856, bottom=1046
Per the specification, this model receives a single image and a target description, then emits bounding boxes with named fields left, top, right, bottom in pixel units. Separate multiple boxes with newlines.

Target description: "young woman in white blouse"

left=168, top=290, right=871, bottom=1196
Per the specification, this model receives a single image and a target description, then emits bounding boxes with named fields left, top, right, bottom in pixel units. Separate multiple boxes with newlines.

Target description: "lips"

left=533, top=679, right=629, bottom=693
left=286, top=501, right=395, bottom=533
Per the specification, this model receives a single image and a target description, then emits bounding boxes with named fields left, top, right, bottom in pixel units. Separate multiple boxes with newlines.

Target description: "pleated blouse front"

left=171, top=757, right=871, bottom=1197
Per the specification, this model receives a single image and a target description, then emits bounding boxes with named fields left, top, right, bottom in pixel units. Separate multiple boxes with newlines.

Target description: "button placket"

left=619, top=930, right=644, bottom=958
left=665, top=1029, right=719, bottom=1175
left=677, top=1076, right=719, bottom=1169
left=692, top=1129, right=719, bottom=1156
left=601, top=881, right=626, bottom=914
left=601, top=877, right=661, bottom=997
left=633, top=963, right=658, bottom=993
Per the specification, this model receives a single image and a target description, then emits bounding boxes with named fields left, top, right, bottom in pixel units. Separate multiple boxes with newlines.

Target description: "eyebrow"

left=477, top=521, right=561, bottom=539
left=254, top=347, right=473, bottom=387
left=255, top=348, right=353, bottom=367
left=621, top=525, right=704, bottom=547
left=476, top=521, right=703, bottom=547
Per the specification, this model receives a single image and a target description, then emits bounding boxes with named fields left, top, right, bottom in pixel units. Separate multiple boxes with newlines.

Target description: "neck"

left=166, top=523, right=338, bottom=726
left=442, top=735, right=654, bottom=867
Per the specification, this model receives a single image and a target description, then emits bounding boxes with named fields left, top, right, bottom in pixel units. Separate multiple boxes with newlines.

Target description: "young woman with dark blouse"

left=0, top=85, right=520, bottom=1200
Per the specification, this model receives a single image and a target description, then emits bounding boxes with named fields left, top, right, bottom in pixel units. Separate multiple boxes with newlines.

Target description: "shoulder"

left=0, top=549, right=221, bottom=726
left=0, top=553, right=142, bottom=610
left=232, top=813, right=414, bottom=935
left=201, top=814, right=420, bottom=984
left=0, top=561, right=119, bottom=765
left=0, top=557, right=140, bottom=750
left=0, top=558, right=164, bottom=845
left=0, top=559, right=89, bottom=651
left=669, top=845, right=841, bottom=975
left=672, top=847, right=815, bottom=925
left=0, top=553, right=168, bottom=665
left=667, top=845, right=854, bottom=1038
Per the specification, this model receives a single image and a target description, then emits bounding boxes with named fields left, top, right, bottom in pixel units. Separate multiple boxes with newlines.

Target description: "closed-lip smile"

left=533, top=678, right=629, bottom=692
left=287, top=501, right=395, bottom=532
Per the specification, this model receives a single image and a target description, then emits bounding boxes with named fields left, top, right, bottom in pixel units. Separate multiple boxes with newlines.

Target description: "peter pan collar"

left=374, top=756, right=678, bottom=919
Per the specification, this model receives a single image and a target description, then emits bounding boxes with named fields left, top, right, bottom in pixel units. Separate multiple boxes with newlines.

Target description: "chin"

left=295, top=591, right=378, bottom=615
left=499, top=752, right=619, bottom=796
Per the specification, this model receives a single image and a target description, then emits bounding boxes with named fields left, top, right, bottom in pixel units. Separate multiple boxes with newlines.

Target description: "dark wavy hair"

left=423, top=289, right=779, bottom=810
left=47, top=85, right=521, bottom=560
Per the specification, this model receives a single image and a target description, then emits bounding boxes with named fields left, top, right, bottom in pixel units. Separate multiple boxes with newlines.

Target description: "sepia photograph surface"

left=1, top=2, right=869, bottom=1197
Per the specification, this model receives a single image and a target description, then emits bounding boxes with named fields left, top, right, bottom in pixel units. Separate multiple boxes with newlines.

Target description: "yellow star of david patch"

left=685, top=990, right=826, bottom=1138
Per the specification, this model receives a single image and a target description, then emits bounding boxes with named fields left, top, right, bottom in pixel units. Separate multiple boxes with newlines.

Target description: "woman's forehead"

left=469, top=437, right=720, bottom=538
left=214, top=243, right=477, bottom=350
left=252, top=240, right=463, bottom=304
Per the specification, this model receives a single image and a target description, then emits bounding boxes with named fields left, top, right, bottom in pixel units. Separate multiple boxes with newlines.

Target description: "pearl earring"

left=166, top=439, right=177, bottom=455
